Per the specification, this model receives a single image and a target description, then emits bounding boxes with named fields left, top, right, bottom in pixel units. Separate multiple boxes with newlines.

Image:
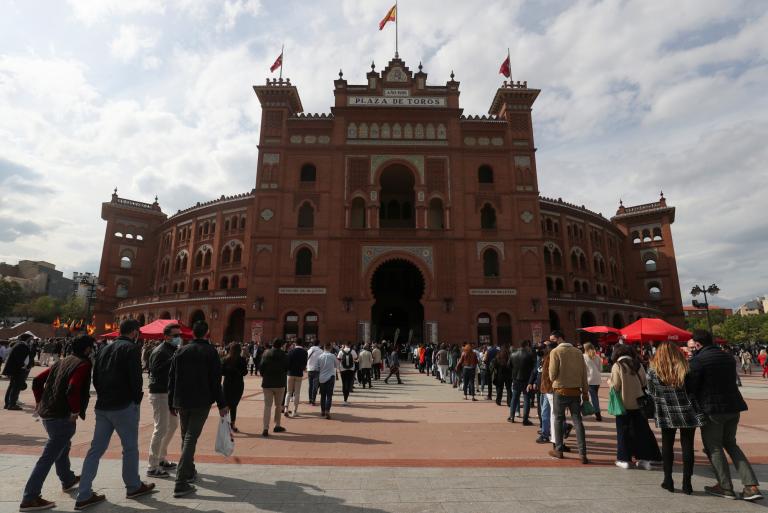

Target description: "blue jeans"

left=510, top=380, right=531, bottom=421
left=462, top=367, right=476, bottom=396
left=319, top=377, right=335, bottom=413
left=540, top=394, right=551, bottom=439
left=588, top=384, right=601, bottom=414
left=307, top=371, right=320, bottom=404
left=77, top=404, right=141, bottom=501
left=22, top=418, right=77, bottom=502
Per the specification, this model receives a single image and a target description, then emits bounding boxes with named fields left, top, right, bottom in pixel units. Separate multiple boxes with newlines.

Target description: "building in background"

left=0, top=260, right=73, bottom=300
left=683, top=304, right=733, bottom=318
left=736, top=297, right=766, bottom=316
left=94, top=56, right=685, bottom=344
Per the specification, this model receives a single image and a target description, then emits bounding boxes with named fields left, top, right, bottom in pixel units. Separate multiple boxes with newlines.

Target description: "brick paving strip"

left=2, top=368, right=768, bottom=512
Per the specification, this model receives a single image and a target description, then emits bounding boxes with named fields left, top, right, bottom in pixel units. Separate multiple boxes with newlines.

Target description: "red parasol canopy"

left=578, top=326, right=622, bottom=335
left=620, top=318, right=692, bottom=343
left=99, top=330, right=119, bottom=339
left=139, top=319, right=194, bottom=340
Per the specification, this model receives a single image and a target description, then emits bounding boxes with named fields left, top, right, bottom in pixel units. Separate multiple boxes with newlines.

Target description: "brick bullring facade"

left=94, top=56, right=684, bottom=346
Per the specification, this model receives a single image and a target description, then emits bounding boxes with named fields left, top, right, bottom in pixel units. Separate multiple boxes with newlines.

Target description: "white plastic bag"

left=214, top=413, right=235, bottom=457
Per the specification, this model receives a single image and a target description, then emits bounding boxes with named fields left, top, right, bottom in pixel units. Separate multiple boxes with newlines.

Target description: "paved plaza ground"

left=2, top=364, right=768, bottom=512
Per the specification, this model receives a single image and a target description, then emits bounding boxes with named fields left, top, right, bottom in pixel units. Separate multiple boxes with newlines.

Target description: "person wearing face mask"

left=146, top=324, right=182, bottom=478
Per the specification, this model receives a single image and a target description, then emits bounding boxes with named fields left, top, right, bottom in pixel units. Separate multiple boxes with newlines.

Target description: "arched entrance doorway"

left=371, top=259, right=424, bottom=345
left=190, top=310, right=205, bottom=327
left=224, top=308, right=245, bottom=343
left=378, top=164, right=415, bottom=229
left=283, top=312, right=299, bottom=342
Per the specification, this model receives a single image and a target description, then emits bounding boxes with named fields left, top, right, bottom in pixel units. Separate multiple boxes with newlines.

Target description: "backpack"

left=341, top=349, right=354, bottom=370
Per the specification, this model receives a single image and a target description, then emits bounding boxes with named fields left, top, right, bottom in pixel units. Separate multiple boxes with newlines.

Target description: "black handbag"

left=637, top=390, right=655, bottom=419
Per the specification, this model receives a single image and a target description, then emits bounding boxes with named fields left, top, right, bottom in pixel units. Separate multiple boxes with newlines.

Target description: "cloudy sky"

left=1, top=0, right=766, bottom=307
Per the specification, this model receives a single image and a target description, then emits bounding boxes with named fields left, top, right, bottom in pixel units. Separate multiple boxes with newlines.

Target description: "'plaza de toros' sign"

left=348, top=94, right=446, bottom=107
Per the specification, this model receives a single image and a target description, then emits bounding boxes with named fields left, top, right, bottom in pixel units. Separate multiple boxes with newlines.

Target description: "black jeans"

left=615, top=410, right=662, bottom=462
left=553, top=392, right=587, bottom=455
left=462, top=368, right=476, bottom=397
left=373, top=363, right=381, bottom=380
left=495, top=379, right=512, bottom=406
left=661, top=427, right=695, bottom=485
left=340, top=370, right=355, bottom=401
left=4, top=371, right=25, bottom=407
left=510, top=380, right=531, bottom=421
left=307, top=371, right=319, bottom=404
left=360, top=368, right=372, bottom=388
left=319, top=377, right=335, bottom=413
left=176, top=408, right=209, bottom=485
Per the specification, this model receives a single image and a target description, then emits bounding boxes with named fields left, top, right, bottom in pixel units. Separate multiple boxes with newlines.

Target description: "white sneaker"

left=635, top=460, right=653, bottom=471
left=615, top=461, right=631, bottom=469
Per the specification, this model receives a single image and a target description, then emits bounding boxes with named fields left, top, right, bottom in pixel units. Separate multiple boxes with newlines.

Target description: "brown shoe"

left=743, top=485, right=764, bottom=501
left=62, top=475, right=80, bottom=492
left=74, top=493, right=106, bottom=510
left=548, top=449, right=564, bottom=459
left=19, top=497, right=56, bottom=511
left=126, top=482, right=156, bottom=500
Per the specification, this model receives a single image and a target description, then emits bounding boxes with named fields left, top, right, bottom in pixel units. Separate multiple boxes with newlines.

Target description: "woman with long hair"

left=583, top=343, right=603, bottom=421
left=222, top=342, right=248, bottom=433
left=457, top=344, right=479, bottom=400
left=609, top=344, right=661, bottom=470
left=491, top=345, right=513, bottom=406
left=648, top=341, right=702, bottom=494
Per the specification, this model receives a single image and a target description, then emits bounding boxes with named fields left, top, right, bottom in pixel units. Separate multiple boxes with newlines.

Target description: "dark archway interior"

left=371, top=259, right=424, bottom=345
left=224, top=308, right=246, bottom=343
left=379, top=165, right=415, bottom=228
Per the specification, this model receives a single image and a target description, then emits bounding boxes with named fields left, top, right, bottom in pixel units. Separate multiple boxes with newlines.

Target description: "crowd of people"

left=1, top=323, right=766, bottom=511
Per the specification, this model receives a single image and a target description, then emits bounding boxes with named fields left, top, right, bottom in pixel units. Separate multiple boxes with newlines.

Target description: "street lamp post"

left=80, top=277, right=97, bottom=322
left=690, top=283, right=720, bottom=338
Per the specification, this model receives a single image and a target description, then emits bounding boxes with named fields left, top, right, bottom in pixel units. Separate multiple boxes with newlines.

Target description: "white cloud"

left=110, top=25, right=159, bottom=62
left=66, top=0, right=164, bottom=25
left=216, top=0, right=261, bottom=32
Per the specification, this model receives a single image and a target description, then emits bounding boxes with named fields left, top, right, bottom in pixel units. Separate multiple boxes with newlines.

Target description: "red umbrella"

left=620, top=318, right=692, bottom=343
left=139, top=319, right=194, bottom=340
left=98, top=330, right=119, bottom=339
left=578, top=326, right=622, bottom=335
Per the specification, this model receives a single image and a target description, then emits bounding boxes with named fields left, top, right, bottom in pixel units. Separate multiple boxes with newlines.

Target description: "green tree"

left=0, top=280, right=25, bottom=316
left=59, top=297, right=86, bottom=322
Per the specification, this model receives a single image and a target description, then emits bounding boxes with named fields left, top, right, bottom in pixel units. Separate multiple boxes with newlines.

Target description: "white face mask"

left=170, top=336, right=182, bottom=347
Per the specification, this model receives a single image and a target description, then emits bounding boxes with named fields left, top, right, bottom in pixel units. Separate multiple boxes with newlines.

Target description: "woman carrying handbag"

left=609, top=345, right=662, bottom=470
left=647, top=342, right=702, bottom=494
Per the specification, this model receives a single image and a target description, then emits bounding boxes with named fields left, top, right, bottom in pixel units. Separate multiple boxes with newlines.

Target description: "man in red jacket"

left=19, top=336, right=94, bottom=512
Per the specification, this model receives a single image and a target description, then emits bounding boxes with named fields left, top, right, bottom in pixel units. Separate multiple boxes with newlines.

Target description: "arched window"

left=195, top=252, right=203, bottom=269
left=298, top=202, right=315, bottom=228
left=652, top=227, right=663, bottom=241
left=645, top=258, right=657, bottom=272
left=350, top=197, right=366, bottom=228
left=203, top=222, right=209, bottom=235
left=201, top=279, right=208, bottom=291
left=114, top=231, right=123, bottom=237
left=483, top=249, right=500, bottom=277
left=222, top=246, right=232, bottom=264
left=546, top=277, right=553, bottom=291
left=211, top=221, right=216, bottom=233
left=545, top=218, right=553, bottom=232
left=192, top=279, right=200, bottom=291
left=204, top=250, right=211, bottom=267
left=579, top=253, right=587, bottom=271
left=231, top=275, right=239, bottom=288
left=295, top=247, right=312, bottom=276
left=172, top=283, right=179, bottom=293
left=582, top=281, right=590, bottom=293
left=553, top=249, right=562, bottom=268
left=116, top=283, right=129, bottom=298
left=555, top=278, right=564, bottom=291
left=649, top=282, right=662, bottom=299
left=543, top=247, right=552, bottom=267
left=571, top=252, right=579, bottom=269
left=480, top=203, right=496, bottom=229
left=642, top=229, right=652, bottom=243
left=300, top=163, right=316, bottom=182
left=224, top=219, right=230, bottom=232
left=574, top=281, right=581, bottom=293
left=401, top=202, right=412, bottom=220
left=478, top=165, right=494, bottom=183
left=387, top=200, right=400, bottom=220
left=220, top=276, right=229, bottom=289
left=240, top=216, right=246, bottom=230
left=233, top=246, right=242, bottom=263
left=428, top=198, right=444, bottom=229
left=120, top=256, right=132, bottom=269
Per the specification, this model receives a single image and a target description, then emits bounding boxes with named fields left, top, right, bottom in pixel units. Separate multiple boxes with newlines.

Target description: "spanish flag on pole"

left=379, top=4, right=396, bottom=30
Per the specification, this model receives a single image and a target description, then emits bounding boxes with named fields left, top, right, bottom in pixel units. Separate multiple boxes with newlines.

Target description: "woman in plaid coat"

left=647, top=341, right=703, bottom=495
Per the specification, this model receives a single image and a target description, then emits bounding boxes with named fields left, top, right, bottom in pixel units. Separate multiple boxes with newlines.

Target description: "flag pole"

left=507, top=47, right=511, bottom=81
left=280, top=43, right=284, bottom=80
left=395, top=1, right=399, bottom=58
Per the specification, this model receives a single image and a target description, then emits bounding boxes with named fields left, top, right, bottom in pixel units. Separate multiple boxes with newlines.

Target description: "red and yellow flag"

left=269, top=52, right=283, bottom=72
left=379, top=4, right=396, bottom=30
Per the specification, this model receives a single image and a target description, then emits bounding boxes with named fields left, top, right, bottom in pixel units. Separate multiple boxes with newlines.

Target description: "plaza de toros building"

left=95, top=56, right=684, bottom=346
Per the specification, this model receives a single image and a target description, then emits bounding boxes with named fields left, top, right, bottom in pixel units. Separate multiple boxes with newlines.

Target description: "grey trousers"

left=176, top=408, right=209, bottom=485
left=700, top=412, right=759, bottom=491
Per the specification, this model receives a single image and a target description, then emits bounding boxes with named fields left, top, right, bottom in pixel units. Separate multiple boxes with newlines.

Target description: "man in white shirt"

left=317, top=344, right=339, bottom=419
left=337, top=344, right=358, bottom=403
left=371, top=344, right=383, bottom=380
left=305, top=340, right=323, bottom=406
left=358, top=345, right=373, bottom=389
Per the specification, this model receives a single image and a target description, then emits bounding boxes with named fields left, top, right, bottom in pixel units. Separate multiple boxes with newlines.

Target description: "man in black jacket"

left=146, top=323, right=181, bottom=478
left=260, top=339, right=289, bottom=436
left=688, top=329, right=762, bottom=501
left=508, top=340, right=535, bottom=425
left=75, top=320, right=155, bottom=510
left=168, top=320, right=228, bottom=498
left=3, top=333, right=33, bottom=410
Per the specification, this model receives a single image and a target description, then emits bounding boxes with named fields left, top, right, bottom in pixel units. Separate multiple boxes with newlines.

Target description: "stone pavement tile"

left=356, top=502, right=446, bottom=513
left=440, top=501, right=523, bottom=513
